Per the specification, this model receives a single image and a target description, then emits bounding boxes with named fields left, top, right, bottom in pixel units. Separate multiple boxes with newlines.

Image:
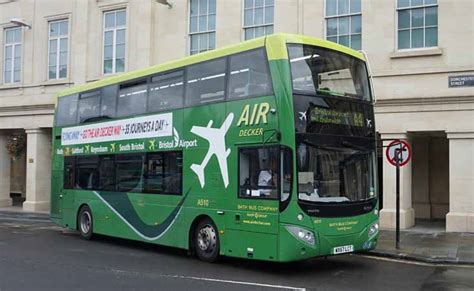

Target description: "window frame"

left=102, top=9, right=127, bottom=75
left=188, top=0, right=216, bottom=55
left=242, top=0, right=275, bottom=41
left=396, top=0, right=438, bottom=50
left=3, top=26, right=22, bottom=84
left=48, top=19, right=69, bottom=80
left=237, top=145, right=282, bottom=201
left=324, top=0, right=362, bottom=50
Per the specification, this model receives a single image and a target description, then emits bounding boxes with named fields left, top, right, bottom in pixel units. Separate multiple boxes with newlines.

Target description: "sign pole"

left=385, top=139, right=411, bottom=250
left=395, top=144, right=400, bottom=249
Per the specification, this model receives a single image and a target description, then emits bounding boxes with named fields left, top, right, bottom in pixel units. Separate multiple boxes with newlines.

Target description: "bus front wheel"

left=77, top=205, right=93, bottom=240
left=194, top=218, right=220, bottom=262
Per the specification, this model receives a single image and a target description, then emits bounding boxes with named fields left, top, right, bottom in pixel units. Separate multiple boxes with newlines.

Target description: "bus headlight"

left=368, top=222, right=379, bottom=238
left=285, top=225, right=315, bottom=246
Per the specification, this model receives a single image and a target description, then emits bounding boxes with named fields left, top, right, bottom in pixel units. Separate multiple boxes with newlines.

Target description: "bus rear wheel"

left=194, top=218, right=219, bottom=262
left=77, top=205, right=93, bottom=240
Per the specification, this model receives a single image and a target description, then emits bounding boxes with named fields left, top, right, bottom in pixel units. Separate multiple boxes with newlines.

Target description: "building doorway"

left=411, top=132, right=450, bottom=229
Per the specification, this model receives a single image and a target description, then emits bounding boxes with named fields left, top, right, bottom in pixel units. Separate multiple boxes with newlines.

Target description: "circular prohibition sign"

left=385, top=140, right=411, bottom=167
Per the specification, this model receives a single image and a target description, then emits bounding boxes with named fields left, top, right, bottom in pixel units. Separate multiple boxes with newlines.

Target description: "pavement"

left=367, top=220, right=474, bottom=265
left=1, top=208, right=473, bottom=266
left=1, top=212, right=474, bottom=291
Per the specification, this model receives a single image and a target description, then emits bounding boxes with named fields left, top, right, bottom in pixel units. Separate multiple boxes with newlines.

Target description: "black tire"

left=194, top=218, right=220, bottom=262
left=77, top=205, right=93, bottom=240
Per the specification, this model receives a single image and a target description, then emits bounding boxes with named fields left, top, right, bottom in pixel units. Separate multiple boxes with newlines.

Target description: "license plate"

left=333, top=245, right=354, bottom=254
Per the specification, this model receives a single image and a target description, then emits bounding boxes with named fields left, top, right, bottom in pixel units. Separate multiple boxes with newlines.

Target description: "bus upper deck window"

left=149, top=70, right=184, bottom=112
left=118, top=80, right=148, bottom=117
left=185, top=58, right=226, bottom=106
left=56, top=94, right=78, bottom=126
left=78, top=90, right=101, bottom=123
left=229, top=48, right=273, bottom=99
left=101, top=85, right=118, bottom=118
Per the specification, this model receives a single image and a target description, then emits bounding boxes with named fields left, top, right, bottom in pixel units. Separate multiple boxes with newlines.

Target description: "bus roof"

left=56, top=33, right=365, bottom=99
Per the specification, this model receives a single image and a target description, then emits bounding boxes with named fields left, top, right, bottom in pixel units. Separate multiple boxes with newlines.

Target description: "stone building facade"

left=0, top=0, right=472, bottom=231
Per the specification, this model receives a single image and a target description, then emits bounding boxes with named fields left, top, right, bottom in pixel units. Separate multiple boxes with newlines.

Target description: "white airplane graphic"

left=190, top=113, right=234, bottom=188
left=298, top=111, right=307, bottom=121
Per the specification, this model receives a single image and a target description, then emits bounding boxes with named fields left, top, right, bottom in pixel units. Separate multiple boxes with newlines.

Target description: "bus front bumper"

left=278, top=222, right=379, bottom=262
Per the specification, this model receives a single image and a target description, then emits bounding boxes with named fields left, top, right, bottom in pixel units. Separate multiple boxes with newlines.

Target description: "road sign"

left=385, top=140, right=411, bottom=167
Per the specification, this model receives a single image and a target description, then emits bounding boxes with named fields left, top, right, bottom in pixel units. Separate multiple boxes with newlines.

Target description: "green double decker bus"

left=51, top=33, right=379, bottom=262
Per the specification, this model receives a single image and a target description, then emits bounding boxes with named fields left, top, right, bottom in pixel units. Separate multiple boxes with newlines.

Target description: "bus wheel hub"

left=80, top=212, right=91, bottom=234
left=197, top=225, right=216, bottom=252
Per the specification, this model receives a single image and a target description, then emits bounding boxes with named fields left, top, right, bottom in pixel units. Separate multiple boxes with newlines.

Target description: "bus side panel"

left=225, top=230, right=278, bottom=261
left=50, top=129, right=64, bottom=224
left=223, top=95, right=281, bottom=261
left=72, top=191, right=189, bottom=249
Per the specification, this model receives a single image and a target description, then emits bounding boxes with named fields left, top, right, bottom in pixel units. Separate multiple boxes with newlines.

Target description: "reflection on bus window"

left=56, top=94, right=78, bottom=126
left=75, top=156, right=99, bottom=190
left=78, top=90, right=101, bottom=122
left=99, top=155, right=115, bottom=191
left=228, top=48, right=273, bottom=99
left=239, top=147, right=279, bottom=199
left=186, top=58, right=226, bottom=106
left=116, top=154, right=144, bottom=192
left=101, top=85, right=117, bottom=118
left=144, top=152, right=182, bottom=194
left=149, top=70, right=184, bottom=112
left=297, top=142, right=375, bottom=203
left=288, top=44, right=371, bottom=101
left=118, top=80, right=148, bottom=117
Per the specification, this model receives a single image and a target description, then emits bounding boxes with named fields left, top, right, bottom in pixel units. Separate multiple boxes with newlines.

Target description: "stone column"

left=446, top=132, right=474, bottom=232
left=379, top=133, right=415, bottom=229
left=0, top=133, right=12, bottom=207
left=23, top=128, right=52, bottom=212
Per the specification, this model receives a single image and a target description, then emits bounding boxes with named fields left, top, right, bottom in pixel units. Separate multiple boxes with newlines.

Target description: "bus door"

left=225, top=146, right=291, bottom=261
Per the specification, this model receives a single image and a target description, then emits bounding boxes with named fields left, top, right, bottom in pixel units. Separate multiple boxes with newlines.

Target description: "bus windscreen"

left=288, top=44, right=372, bottom=102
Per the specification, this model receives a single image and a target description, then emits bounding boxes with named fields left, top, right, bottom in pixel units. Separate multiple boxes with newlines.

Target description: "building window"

left=325, top=0, right=362, bottom=50
left=48, top=19, right=69, bottom=79
left=189, top=0, right=216, bottom=55
left=3, top=27, right=22, bottom=84
left=243, top=0, right=274, bottom=40
left=397, top=0, right=438, bottom=49
left=103, top=9, right=126, bottom=74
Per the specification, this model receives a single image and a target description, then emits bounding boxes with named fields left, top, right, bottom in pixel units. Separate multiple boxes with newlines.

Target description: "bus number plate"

left=333, top=245, right=354, bottom=254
